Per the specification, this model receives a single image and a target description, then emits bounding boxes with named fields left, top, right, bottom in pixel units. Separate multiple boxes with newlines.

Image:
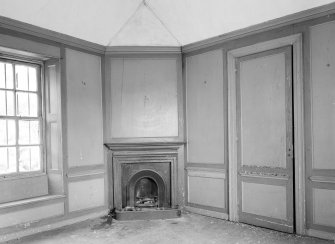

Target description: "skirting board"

left=184, top=206, right=228, bottom=220
left=307, top=229, right=335, bottom=241
left=0, top=209, right=108, bottom=242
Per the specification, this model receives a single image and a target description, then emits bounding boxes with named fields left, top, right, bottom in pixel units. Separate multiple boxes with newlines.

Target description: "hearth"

left=106, top=143, right=184, bottom=220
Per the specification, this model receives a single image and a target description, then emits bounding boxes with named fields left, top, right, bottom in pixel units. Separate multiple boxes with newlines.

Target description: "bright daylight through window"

left=0, top=59, right=42, bottom=176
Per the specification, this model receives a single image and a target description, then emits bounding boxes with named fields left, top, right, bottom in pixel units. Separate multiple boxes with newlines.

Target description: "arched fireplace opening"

left=135, top=178, right=158, bottom=208
left=126, top=170, right=167, bottom=209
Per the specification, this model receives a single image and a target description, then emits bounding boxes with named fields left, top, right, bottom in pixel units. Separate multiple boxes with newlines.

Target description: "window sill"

left=0, top=195, right=65, bottom=211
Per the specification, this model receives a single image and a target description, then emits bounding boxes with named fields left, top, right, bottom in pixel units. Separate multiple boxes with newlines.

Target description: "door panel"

left=236, top=46, right=294, bottom=233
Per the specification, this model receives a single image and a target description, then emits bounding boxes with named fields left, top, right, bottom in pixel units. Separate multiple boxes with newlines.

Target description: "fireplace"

left=106, top=143, right=184, bottom=220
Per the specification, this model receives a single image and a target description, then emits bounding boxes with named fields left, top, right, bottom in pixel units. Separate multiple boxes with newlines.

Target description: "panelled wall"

left=0, top=31, right=107, bottom=240
left=184, top=15, right=335, bottom=239
left=185, top=50, right=227, bottom=218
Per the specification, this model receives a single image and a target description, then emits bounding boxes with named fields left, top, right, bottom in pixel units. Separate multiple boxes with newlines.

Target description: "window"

left=0, top=58, right=43, bottom=176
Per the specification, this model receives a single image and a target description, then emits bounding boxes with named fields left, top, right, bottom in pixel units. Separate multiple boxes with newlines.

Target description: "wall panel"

left=313, top=188, right=335, bottom=228
left=66, top=49, right=103, bottom=167
left=68, top=178, right=105, bottom=212
left=310, top=21, right=335, bottom=170
left=242, top=182, right=287, bottom=220
left=187, top=168, right=226, bottom=210
left=110, top=58, right=179, bottom=139
left=186, top=50, right=224, bottom=164
left=308, top=20, right=335, bottom=234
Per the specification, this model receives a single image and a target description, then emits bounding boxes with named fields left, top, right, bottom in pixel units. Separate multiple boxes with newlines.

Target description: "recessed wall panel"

left=310, top=21, right=335, bottom=169
left=188, top=172, right=225, bottom=209
left=186, top=50, right=224, bottom=164
left=110, top=58, right=178, bottom=138
left=240, top=53, right=286, bottom=168
left=242, top=182, right=287, bottom=220
left=68, top=178, right=105, bottom=212
left=66, top=49, right=103, bottom=167
left=313, top=188, right=335, bottom=228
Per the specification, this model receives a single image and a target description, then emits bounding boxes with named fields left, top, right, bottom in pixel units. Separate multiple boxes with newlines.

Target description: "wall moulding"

left=186, top=168, right=226, bottom=179
left=309, top=176, right=335, bottom=184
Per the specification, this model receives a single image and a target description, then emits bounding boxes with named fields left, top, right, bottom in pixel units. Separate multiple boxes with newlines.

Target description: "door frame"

left=227, top=34, right=305, bottom=234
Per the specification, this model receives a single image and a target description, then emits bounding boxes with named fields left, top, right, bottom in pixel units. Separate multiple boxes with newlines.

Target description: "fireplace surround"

left=106, top=143, right=184, bottom=220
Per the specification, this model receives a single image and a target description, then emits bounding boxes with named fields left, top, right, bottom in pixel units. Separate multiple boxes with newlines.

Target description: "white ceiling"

left=0, top=0, right=334, bottom=46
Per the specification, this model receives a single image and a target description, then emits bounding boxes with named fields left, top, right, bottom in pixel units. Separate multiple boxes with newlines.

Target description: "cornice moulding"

left=0, top=2, right=335, bottom=55
left=0, top=16, right=106, bottom=54
left=105, top=46, right=181, bottom=55
left=182, top=2, right=335, bottom=53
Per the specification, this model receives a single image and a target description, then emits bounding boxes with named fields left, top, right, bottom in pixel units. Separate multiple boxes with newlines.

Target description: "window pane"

left=28, top=67, right=37, bottom=91
left=0, top=147, right=16, bottom=174
left=19, top=146, right=40, bottom=172
left=29, top=93, right=38, bottom=117
left=0, top=91, right=15, bottom=116
left=8, top=147, right=17, bottom=173
left=7, top=119, right=16, bottom=145
left=0, top=147, right=8, bottom=173
left=19, top=120, right=40, bottom=145
left=0, top=119, right=16, bottom=146
left=16, top=65, right=29, bottom=91
left=16, top=92, right=29, bottom=116
left=30, top=146, right=40, bottom=171
left=30, top=120, right=40, bottom=144
left=0, top=119, right=6, bottom=145
left=0, top=63, right=5, bottom=89
left=6, top=63, right=14, bottom=89
left=0, top=90, right=5, bottom=115
left=6, top=91, right=14, bottom=116
left=19, top=146, right=30, bottom=172
left=19, top=120, right=29, bottom=145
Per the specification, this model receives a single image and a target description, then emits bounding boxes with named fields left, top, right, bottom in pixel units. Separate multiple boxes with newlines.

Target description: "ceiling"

left=0, top=0, right=334, bottom=46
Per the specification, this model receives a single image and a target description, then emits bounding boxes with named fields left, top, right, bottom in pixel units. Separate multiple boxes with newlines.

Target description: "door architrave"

left=227, top=33, right=305, bottom=234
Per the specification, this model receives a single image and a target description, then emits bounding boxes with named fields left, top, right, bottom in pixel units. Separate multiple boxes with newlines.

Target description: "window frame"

left=0, top=55, right=46, bottom=179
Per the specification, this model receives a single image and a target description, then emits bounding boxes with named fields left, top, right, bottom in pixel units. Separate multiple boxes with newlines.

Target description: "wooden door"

left=236, top=46, right=294, bottom=233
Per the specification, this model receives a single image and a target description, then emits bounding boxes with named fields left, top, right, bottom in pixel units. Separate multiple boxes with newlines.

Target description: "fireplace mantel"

left=104, top=142, right=186, bottom=152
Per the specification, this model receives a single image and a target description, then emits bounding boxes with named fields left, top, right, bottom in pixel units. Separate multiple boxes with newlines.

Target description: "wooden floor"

left=10, top=212, right=331, bottom=244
